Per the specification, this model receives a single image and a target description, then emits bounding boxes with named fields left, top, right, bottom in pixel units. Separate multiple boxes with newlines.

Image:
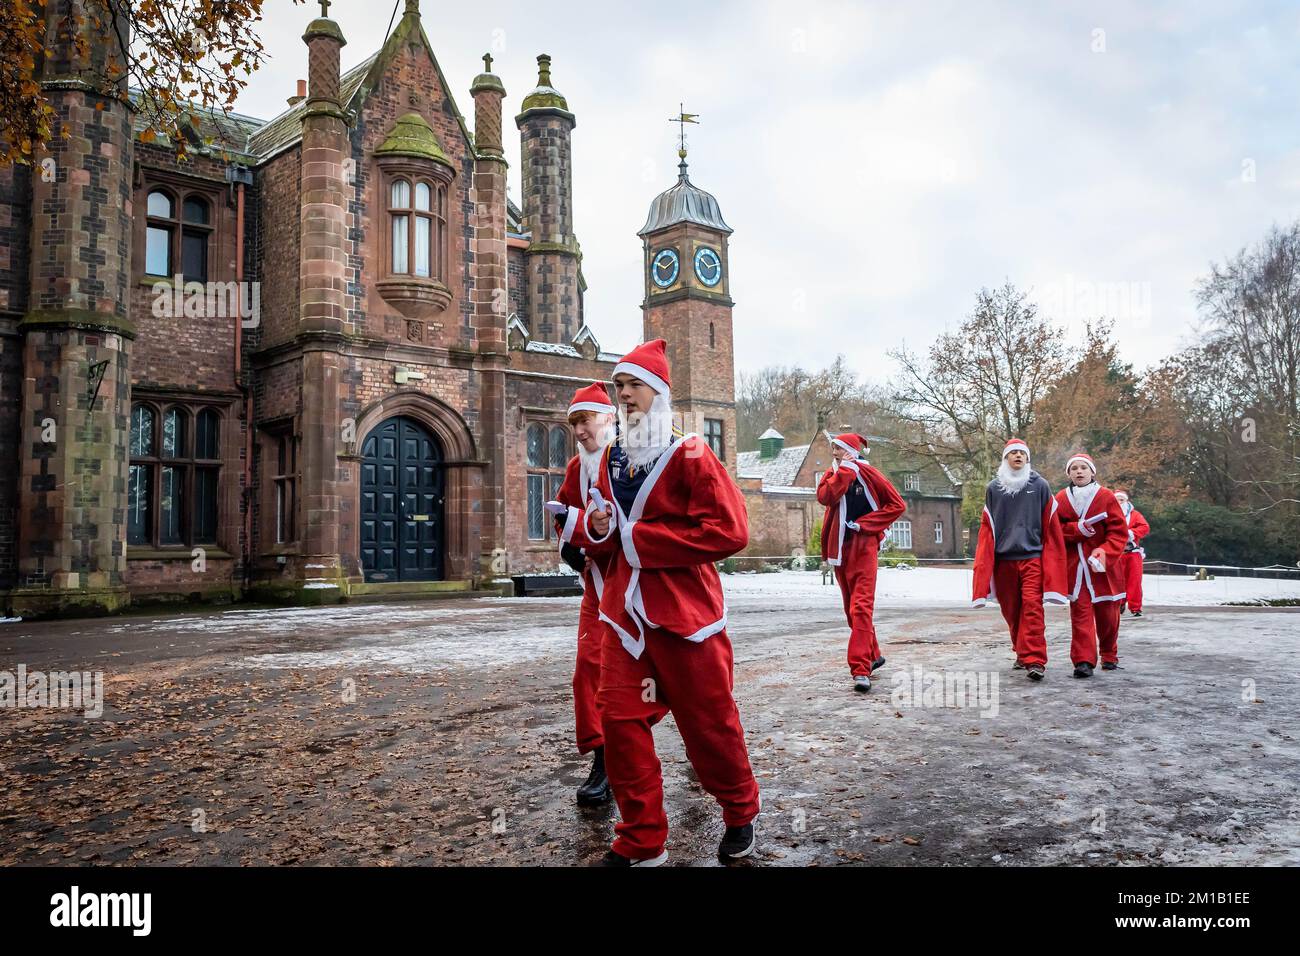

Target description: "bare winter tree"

left=736, top=356, right=890, bottom=451
left=1195, top=223, right=1300, bottom=527
left=889, top=282, right=1067, bottom=484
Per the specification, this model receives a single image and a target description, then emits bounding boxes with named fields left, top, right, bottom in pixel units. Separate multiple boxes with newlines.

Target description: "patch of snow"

left=718, top=568, right=1300, bottom=609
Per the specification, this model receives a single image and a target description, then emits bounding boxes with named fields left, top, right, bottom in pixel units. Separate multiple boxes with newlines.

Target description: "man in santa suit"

left=555, top=339, right=761, bottom=867
left=550, top=383, right=618, bottom=805
left=1055, top=453, right=1130, bottom=677
left=817, top=433, right=906, bottom=693
left=1114, top=489, right=1150, bottom=618
left=971, top=438, right=1069, bottom=681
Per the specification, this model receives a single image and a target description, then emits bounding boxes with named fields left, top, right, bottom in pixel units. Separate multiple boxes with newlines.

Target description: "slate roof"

left=245, top=54, right=377, bottom=161
left=128, top=90, right=267, bottom=159
left=737, top=444, right=811, bottom=490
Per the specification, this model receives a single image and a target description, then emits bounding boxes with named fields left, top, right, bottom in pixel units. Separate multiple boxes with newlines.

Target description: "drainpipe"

left=227, top=163, right=255, bottom=593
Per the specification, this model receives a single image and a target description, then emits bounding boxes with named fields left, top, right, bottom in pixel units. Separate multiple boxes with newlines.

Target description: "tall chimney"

left=515, top=54, right=580, bottom=343
left=296, top=3, right=349, bottom=597
left=470, top=53, right=510, bottom=578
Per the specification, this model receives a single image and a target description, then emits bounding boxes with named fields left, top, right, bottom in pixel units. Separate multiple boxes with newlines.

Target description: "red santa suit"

left=559, top=340, right=760, bottom=862
left=817, top=433, right=906, bottom=679
left=551, top=383, right=617, bottom=755
left=1116, top=491, right=1150, bottom=614
left=971, top=439, right=1069, bottom=670
left=1055, top=454, right=1129, bottom=666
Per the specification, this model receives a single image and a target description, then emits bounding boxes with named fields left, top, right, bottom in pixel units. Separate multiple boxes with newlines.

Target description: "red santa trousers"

left=993, top=557, right=1048, bottom=667
left=1122, top=551, right=1144, bottom=613
left=597, top=625, right=761, bottom=859
left=573, top=581, right=604, bottom=754
left=1070, top=588, right=1122, bottom=665
left=836, top=530, right=882, bottom=677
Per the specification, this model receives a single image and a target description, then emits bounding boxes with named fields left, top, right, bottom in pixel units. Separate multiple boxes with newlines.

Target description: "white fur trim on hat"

left=612, top=361, right=669, bottom=397
left=831, top=437, right=866, bottom=459
left=568, top=400, right=615, bottom=417
left=1002, top=441, right=1030, bottom=459
left=1066, top=454, right=1096, bottom=475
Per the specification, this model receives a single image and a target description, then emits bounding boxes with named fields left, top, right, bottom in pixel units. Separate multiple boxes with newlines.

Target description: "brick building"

left=0, top=1, right=740, bottom=616
left=738, top=429, right=965, bottom=561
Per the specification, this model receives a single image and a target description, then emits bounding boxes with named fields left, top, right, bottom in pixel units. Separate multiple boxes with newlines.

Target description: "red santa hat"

left=1065, top=451, right=1097, bottom=476
left=567, top=382, right=615, bottom=420
left=612, top=339, right=671, bottom=396
left=830, top=433, right=869, bottom=459
left=1002, top=438, right=1030, bottom=459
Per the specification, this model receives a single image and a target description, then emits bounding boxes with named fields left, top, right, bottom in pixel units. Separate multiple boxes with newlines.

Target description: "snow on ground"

left=101, top=604, right=499, bottom=637
left=220, top=568, right=1300, bottom=673
left=722, top=567, right=1300, bottom=609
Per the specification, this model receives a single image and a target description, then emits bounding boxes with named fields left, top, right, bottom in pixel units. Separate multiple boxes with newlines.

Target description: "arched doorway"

left=360, top=416, right=445, bottom=582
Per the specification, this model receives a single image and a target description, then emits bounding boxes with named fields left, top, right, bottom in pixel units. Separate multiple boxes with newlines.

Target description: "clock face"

left=694, top=246, right=722, bottom=287
left=651, top=248, right=680, bottom=288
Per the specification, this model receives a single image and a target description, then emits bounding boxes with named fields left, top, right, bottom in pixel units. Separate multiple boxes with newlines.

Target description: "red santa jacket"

left=1055, top=485, right=1129, bottom=602
left=1123, top=506, right=1150, bottom=557
left=559, top=433, right=748, bottom=659
left=816, top=458, right=906, bottom=566
left=553, top=453, right=615, bottom=600
left=971, top=478, right=1069, bottom=607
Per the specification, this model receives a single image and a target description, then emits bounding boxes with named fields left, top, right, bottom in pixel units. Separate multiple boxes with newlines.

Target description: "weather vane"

left=669, top=104, right=699, bottom=158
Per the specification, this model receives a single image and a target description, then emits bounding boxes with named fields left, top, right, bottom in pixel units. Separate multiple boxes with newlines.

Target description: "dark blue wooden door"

left=360, top=416, right=444, bottom=582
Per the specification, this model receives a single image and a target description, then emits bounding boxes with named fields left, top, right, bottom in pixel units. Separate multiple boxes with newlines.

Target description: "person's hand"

left=1089, top=548, right=1106, bottom=572
left=589, top=506, right=612, bottom=537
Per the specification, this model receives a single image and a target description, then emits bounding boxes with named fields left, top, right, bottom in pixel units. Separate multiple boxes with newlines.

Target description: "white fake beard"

left=1068, top=479, right=1100, bottom=516
left=620, top=393, right=675, bottom=470
left=577, top=421, right=615, bottom=484
left=995, top=459, right=1033, bottom=495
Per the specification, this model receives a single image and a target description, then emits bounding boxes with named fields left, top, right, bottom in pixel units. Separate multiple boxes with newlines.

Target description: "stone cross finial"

left=319, top=0, right=330, bottom=16
left=483, top=53, right=493, bottom=72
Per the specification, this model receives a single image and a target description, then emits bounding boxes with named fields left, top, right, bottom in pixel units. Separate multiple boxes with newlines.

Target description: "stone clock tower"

left=638, top=149, right=737, bottom=474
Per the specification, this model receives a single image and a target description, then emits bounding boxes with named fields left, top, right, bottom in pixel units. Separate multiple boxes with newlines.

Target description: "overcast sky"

left=232, top=0, right=1300, bottom=383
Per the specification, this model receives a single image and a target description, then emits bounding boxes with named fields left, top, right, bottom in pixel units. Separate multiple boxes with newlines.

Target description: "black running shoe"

left=718, top=823, right=756, bottom=862
left=872, top=657, right=886, bottom=672
left=1101, top=661, right=1120, bottom=671
left=1073, top=662, right=1094, bottom=679
left=853, top=675, right=871, bottom=693
left=1131, top=611, right=1143, bottom=618
left=1027, top=665, right=1045, bottom=681
left=597, top=848, right=667, bottom=867
left=1013, top=661, right=1027, bottom=671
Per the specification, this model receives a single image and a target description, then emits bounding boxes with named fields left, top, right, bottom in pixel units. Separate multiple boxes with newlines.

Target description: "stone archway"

left=350, top=391, right=482, bottom=584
